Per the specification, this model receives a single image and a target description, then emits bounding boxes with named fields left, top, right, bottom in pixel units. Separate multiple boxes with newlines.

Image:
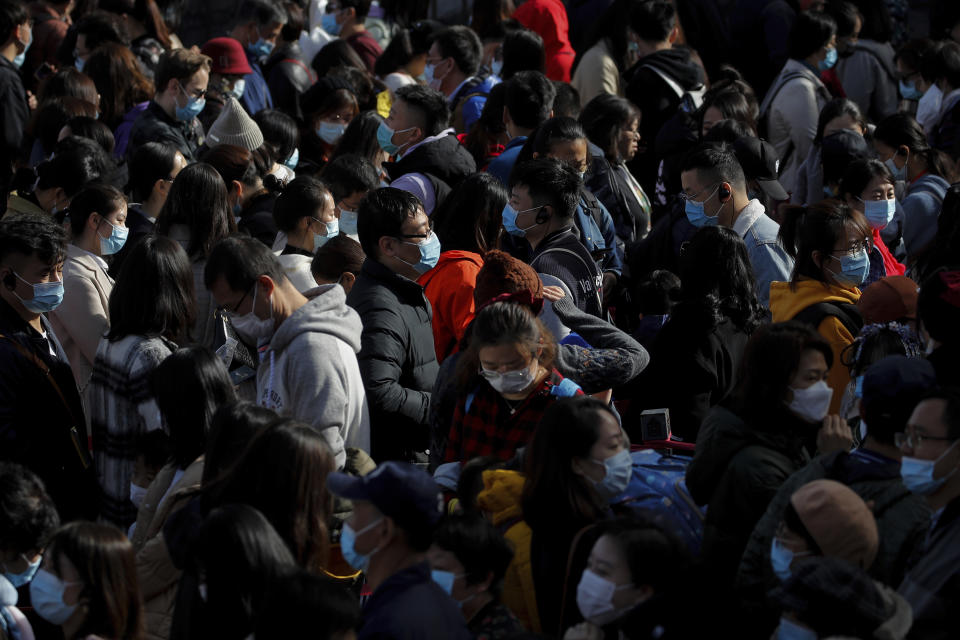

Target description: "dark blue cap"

left=327, top=461, right=444, bottom=531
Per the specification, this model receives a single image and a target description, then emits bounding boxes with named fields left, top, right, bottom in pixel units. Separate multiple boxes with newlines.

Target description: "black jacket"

left=383, top=134, right=477, bottom=197
left=530, top=229, right=604, bottom=318
left=238, top=191, right=278, bottom=248
left=108, top=204, right=155, bottom=278
left=585, top=142, right=649, bottom=245
left=128, top=100, right=204, bottom=162
left=346, top=258, right=439, bottom=462
left=0, top=298, right=98, bottom=521
left=0, top=55, right=29, bottom=198
left=263, top=42, right=314, bottom=121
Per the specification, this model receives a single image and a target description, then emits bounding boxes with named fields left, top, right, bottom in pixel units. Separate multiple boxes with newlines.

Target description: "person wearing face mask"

left=271, top=176, right=340, bottom=293
left=487, top=71, right=555, bottom=188
left=205, top=235, right=369, bottom=470
left=687, top=322, right=854, bottom=603
left=346, top=188, right=440, bottom=462
left=759, top=11, right=837, bottom=197
left=198, top=38, right=254, bottom=133
left=328, top=461, right=472, bottom=640
left=0, top=215, right=99, bottom=523
left=0, top=1, right=33, bottom=216
left=894, top=39, right=942, bottom=138
left=426, top=26, right=496, bottom=135
left=428, top=513, right=523, bottom=638
left=927, top=40, right=960, bottom=159
left=49, top=185, right=127, bottom=396
left=298, top=77, right=359, bottom=174
left=873, top=113, right=951, bottom=262
left=444, top=300, right=583, bottom=463
left=791, top=98, right=868, bottom=207
left=320, top=152, right=379, bottom=242
left=226, top=0, right=286, bottom=115
left=772, top=200, right=872, bottom=413
left=830, top=1, right=899, bottom=124
left=128, top=48, right=211, bottom=163
left=896, top=389, right=960, bottom=639
left=323, top=0, right=382, bottom=73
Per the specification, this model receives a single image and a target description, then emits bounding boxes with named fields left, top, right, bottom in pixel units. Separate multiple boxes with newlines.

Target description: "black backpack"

left=793, top=301, right=864, bottom=336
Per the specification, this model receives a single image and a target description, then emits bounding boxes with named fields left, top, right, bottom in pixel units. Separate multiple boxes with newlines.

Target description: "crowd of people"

left=1, top=0, right=960, bottom=637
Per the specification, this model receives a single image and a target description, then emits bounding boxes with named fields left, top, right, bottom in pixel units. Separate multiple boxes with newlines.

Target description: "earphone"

left=535, top=206, right=550, bottom=224
left=719, top=184, right=731, bottom=201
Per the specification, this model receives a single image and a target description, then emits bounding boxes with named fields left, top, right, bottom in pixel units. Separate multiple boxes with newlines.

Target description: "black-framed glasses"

left=216, top=283, right=254, bottom=318
left=179, top=82, right=207, bottom=100
left=895, top=431, right=957, bottom=449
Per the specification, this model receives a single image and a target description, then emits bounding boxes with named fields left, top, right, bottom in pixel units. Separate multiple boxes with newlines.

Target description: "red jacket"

left=418, top=250, right=484, bottom=363
left=873, top=228, right=905, bottom=278
left=512, top=0, right=575, bottom=82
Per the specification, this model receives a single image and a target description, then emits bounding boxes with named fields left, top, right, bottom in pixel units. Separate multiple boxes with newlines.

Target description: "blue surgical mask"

left=12, top=30, right=30, bottom=69
left=317, top=121, right=347, bottom=145
left=860, top=197, right=896, bottom=230
left=175, top=84, right=205, bottom=122
left=339, top=208, right=358, bottom=236
left=340, top=518, right=383, bottom=572
left=777, top=617, right=818, bottom=640
left=684, top=186, right=721, bottom=228
left=770, top=538, right=811, bottom=582
left=226, top=78, right=246, bottom=101
left=322, top=12, right=342, bottom=36
left=12, top=271, right=64, bottom=314
left=491, top=59, right=503, bottom=77
left=99, top=219, right=128, bottom=255
left=501, top=203, right=542, bottom=237
left=884, top=155, right=908, bottom=182
left=423, top=63, right=436, bottom=86
left=376, top=122, right=415, bottom=156
left=248, top=38, right=274, bottom=61
left=74, top=55, right=85, bottom=73
left=4, top=554, right=41, bottom=588
left=818, top=47, right=838, bottom=71
left=29, top=569, right=78, bottom=625
left=899, top=79, right=923, bottom=101
left=399, top=231, right=441, bottom=274
left=313, top=217, right=339, bottom=251
left=283, top=147, right=300, bottom=171
left=431, top=569, right=457, bottom=595
left=827, top=249, right=869, bottom=287
left=591, top=449, right=633, bottom=500
left=901, top=441, right=958, bottom=495
left=854, top=375, right=864, bottom=399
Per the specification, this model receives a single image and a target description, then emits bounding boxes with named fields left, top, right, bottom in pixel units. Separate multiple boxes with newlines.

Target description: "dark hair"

left=200, top=144, right=268, bottom=191
left=203, top=400, right=277, bottom=485
left=432, top=172, right=506, bottom=254
left=630, top=0, right=676, bottom=42
left=456, top=456, right=507, bottom=514
left=128, top=142, right=181, bottom=203
left=918, top=266, right=960, bottom=345
left=679, top=144, right=747, bottom=191
left=501, top=28, right=545, bottom=80
left=778, top=199, right=871, bottom=285
left=195, top=504, right=296, bottom=639
left=920, top=388, right=960, bottom=440
left=521, top=115, right=587, bottom=166
left=356, top=187, right=422, bottom=258
left=789, top=11, right=837, bottom=61
left=508, top=157, right=580, bottom=222
left=36, top=135, right=113, bottom=202
left=703, top=119, right=756, bottom=145
left=552, top=81, right=581, bottom=119
left=31, top=98, right=99, bottom=158
left=634, top=269, right=681, bottom=315
left=68, top=184, right=126, bottom=239
left=97, top=0, right=172, bottom=48
left=84, top=42, right=155, bottom=129
left=152, top=346, right=235, bottom=469
left=814, top=98, right=866, bottom=144
left=253, top=109, right=300, bottom=165
left=597, top=516, right=690, bottom=593
left=895, top=38, right=936, bottom=76
left=375, top=28, right=424, bottom=78
left=848, top=0, right=891, bottom=42
left=675, top=226, right=764, bottom=333
left=339, top=0, right=372, bottom=18
left=732, top=321, right=833, bottom=424
left=699, top=81, right=759, bottom=135
left=433, top=513, right=514, bottom=596
left=272, top=175, right=332, bottom=232
left=320, top=153, right=379, bottom=203
left=63, top=116, right=114, bottom=156
left=203, top=421, right=335, bottom=573
left=0, top=463, right=60, bottom=555
left=432, top=25, right=482, bottom=76
left=839, top=158, right=894, bottom=202
left=852, top=338, right=919, bottom=445
left=580, top=93, right=639, bottom=162
left=504, top=71, right=555, bottom=130
left=0, top=0, right=27, bottom=43
left=230, top=0, right=286, bottom=30
left=462, top=83, right=508, bottom=168
left=107, top=235, right=195, bottom=341
left=575, top=0, right=636, bottom=75
left=46, top=522, right=144, bottom=640
left=311, top=234, right=365, bottom=281
left=874, top=112, right=950, bottom=180
left=157, top=163, right=236, bottom=259
left=522, top=396, right=616, bottom=531
left=280, top=1, right=305, bottom=40
left=328, top=110, right=385, bottom=168
left=254, top=569, right=361, bottom=640
left=38, top=68, right=100, bottom=105
left=311, top=39, right=367, bottom=78
left=204, top=234, right=286, bottom=294
left=300, top=86, right=359, bottom=125
left=827, top=0, right=861, bottom=41
left=0, top=212, right=68, bottom=266
left=470, top=0, right=514, bottom=39
left=395, top=84, right=451, bottom=137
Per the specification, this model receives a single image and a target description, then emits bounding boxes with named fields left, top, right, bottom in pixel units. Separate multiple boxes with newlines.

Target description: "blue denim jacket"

left=738, top=204, right=794, bottom=309
left=575, top=196, right=624, bottom=275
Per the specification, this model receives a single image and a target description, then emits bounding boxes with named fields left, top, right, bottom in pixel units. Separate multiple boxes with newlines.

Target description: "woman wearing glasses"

left=771, top=199, right=872, bottom=414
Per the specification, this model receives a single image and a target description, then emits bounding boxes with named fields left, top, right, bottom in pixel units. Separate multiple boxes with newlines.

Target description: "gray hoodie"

left=258, top=283, right=370, bottom=468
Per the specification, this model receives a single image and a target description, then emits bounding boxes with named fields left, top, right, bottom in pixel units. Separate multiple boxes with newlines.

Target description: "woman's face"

left=586, top=534, right=648, bottom=610
left=316, top=104, right=357, bottom=128
left=823, top=113, right=864, bottom=139
left=816, top=221, right=871, bottom=285
left=478, top=342, right=536, bottom=375
left=544, top=138, right=588, bottom=174
left=92, top=203, right=128, bottom=244
left=788, top=348, right=829, bottom=397
left=42, top=552, right=85, bottom=609
left=576, top=411, right=627, bottom=484
left=701, top=106, right=725, bottom=138
left=849, top=175, right=895, bottom=213
left=616, top=118, right=640, bottom=162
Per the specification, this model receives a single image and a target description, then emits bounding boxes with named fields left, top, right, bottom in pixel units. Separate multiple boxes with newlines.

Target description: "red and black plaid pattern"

left=444, top=369, right=583, bottom=463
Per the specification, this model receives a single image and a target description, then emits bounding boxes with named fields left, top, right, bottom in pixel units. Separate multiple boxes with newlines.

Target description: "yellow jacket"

left=769, top=278, right=861, bottom=414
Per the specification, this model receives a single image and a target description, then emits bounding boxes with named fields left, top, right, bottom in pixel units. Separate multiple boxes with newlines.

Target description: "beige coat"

left=131, top=457, right=204, bottom=640
left=50, top=244, right=114, bottom=392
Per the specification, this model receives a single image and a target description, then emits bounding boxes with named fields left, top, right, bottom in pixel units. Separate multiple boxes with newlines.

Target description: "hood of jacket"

left=769, top=278, right=861, bottom=323
left=270, top=283, right=361, bottom=354
left=637, top=46, right=705, bottom=91
left=417, top=250, right=483, bottom=290
left=476, top=469, right=525, bottom=528
left=846, top=40, right=897, bottom=83
left=384, top=131, right=477, bottom=188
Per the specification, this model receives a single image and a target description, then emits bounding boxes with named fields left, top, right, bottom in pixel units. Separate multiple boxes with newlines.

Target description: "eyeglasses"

left=398, top=229, right=436, bottom=243
left=832, top=239, right=873, bottom=257
left=179, top=82, right=207, bottom=100
left=216, top=284, right=254, bottom=318
left=895, top=431, right=956, bottom=449
left=678, top=183, right=718, bottom=202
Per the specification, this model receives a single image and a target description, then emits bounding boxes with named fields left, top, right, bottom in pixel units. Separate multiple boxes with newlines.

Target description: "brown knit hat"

left=858, top=275, right=918, bottom=324
left=790, top=480, right=879, bottom=570
left=473, top=250, right=543, bottom=312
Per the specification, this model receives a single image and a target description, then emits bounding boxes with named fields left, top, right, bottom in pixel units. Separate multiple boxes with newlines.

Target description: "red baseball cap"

left=200, top=37, right=253, bottom=75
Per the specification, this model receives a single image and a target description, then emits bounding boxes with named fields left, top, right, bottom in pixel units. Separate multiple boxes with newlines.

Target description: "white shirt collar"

left=446, top=76, right=476, bottom=104
left=732, top=199, right=767, bottom=237
left=398, top=127, right=456, bottom=159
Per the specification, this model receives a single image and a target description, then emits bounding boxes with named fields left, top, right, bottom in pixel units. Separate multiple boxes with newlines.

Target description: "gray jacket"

left=836, top=40, right=899, bottom=123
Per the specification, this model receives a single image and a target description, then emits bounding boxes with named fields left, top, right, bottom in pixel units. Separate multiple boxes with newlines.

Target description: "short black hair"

left=395, top=84, right=450, bottom=137
left=339, top=0, right=372, bottom=19
left=433, top=513, right=514, bottom=596
left=679, top=144, right=747, bottom=192
left=253, top=109, right=300, bottom=166
left=36, top=135, right=114, bottom=199
left=930, top=40, right=960, bottom=89
left=788, top=11, right=837, bottom=61
left=272, top=175, right=331, bottom=233
left=231, top=0, right=286, bottom=29
left=0, top=213, right=68, bottom=267
left=501, top=28, right=545, bottom=81
left=311, top=235, right=364, bottom=281
left=504, top=70, right=556, bottom=130
left=356, top=187, right=422, bottom=258
left=919, top=388, right=960, bottom=441
left=552, top=80, right=581, bottom=119
left=0, top=462, right=60, bottom=555
left=75, top=10, right=126, bottom=49
left=508, top=157, right=580, bottom=222
left=827, top=0, right=861, bottom=40
left=319, top=154, right=379, bottom=204
left=432, top=25, right=482, bottom=76
left=128, top=142, right=181, bottom=203
left=0, top=0, right=28, bottom=43
left=204, top=234, right=287, bottom=292
left=630, top=0, right=676, bottom=43
left=64, top=116, right=115, bottom=156
left=67, top=184, right=126, bottom=239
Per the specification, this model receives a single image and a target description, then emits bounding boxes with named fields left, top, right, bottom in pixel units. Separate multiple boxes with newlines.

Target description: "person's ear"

left=1, top=268, right=15, bottom=291
left=231, top=180, right=243, bottom=202
left=378, top=235, right=398, bottom=258
left=344, top=6, right=356, bottom=21
left=339, top=272, right=356, bottom=289
left=570, top=457, right=588, bottom=478
left=258, top=275, right=277, bottom=297
left=811, top=249, right=824, bottom=271
left=502, top=106, right=511, bottom=127
left=88, top=211, right=103, bottom=232
left=668, top=24, right=679, bottom=43
left=897, top=145, right=910, bottom=157
left=153, top=178, right=168, bottom=197
left=532, top=151, right=540, bottom=159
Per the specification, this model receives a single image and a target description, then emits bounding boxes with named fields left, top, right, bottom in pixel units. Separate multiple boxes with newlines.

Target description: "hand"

left=816, top=414, right=853, bottom=455
left=27, top=90, right=37, bottom=111
left=563, top=622, right=604, bottom=640
left=542, top=285, right=566, bottom=302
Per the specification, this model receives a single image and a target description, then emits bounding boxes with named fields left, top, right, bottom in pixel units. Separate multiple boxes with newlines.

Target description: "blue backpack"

left=611, top=449, right=706, bottom=556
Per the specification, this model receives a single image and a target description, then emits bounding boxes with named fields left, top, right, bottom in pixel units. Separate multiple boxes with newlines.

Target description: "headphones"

left=718, top=184, right=731, bottom=202
left=535, top=206, right=550, bottom=224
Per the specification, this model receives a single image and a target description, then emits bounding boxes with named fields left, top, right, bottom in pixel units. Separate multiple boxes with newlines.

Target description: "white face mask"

left=480, top=360, right=538, bottom=395
left=576, top=568, right=636, bottom=626
left=129, top=482, right=148, bottom=508
left=230, top=281, right=274, bottom=344
left=788, top=380, right=833, bottom=423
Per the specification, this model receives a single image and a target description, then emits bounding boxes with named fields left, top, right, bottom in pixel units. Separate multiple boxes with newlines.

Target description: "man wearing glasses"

left=897, top=388, right=960, bottom=638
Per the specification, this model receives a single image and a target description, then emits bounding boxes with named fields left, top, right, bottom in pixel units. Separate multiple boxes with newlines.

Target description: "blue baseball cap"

left=327, top=461, right=444, bottom=532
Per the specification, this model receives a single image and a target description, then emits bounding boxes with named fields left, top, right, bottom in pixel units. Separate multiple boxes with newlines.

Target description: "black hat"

left=732, top=136, right=789, bottom=201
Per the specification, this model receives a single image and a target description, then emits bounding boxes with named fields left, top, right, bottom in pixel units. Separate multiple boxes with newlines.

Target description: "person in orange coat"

left=418, top=174, right=506, bottom=362
left=512, top=0, right=575, bottom=82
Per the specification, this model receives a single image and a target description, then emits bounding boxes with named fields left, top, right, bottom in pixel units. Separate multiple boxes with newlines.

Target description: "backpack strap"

left=759, top=71, right=809, bottom=121
left=793, top=301, right=864, bottom=336
left=532, top=246, right=603, bottom=312
left=281, top=58, right=317, bottom=84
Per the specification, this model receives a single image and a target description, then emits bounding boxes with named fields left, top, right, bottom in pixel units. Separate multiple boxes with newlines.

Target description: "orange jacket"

left=418, top=251, right=484, bottom=363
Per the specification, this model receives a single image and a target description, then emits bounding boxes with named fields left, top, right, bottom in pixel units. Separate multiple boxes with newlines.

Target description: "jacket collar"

left=361, top=257, right=427, bottom=297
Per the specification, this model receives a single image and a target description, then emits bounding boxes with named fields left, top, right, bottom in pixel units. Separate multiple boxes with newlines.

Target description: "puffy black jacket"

left=383, top=133, right=477, bottom=199
left=346, top=258, right=438, bottom=462
left=0, top=55, right=29, bottom=202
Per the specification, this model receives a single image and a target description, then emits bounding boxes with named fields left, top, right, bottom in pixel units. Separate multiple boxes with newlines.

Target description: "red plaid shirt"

left=444, top=369, right=583, bottom=463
